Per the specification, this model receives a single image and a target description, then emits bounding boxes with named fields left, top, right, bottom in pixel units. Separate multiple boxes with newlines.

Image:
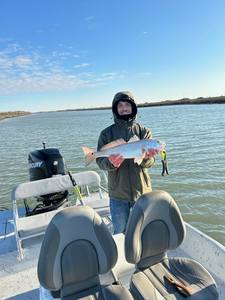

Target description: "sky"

left=0, top=0, right=225, bottom=112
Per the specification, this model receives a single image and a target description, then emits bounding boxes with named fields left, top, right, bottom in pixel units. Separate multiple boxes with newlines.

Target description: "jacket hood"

left=112, top=91, right=138, bottom=121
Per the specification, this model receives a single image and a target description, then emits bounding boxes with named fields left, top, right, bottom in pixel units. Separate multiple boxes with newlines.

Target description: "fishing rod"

left=68, top=171, right=84, bottom=205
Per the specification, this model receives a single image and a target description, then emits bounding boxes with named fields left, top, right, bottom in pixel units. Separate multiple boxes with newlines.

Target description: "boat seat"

left=38, top=205, right=134, bottom=300
left=11, top=170, right=110, bottom=260
left=16, top=209, right=61, bottom=237
left=124, top=190, right=219, bottom=300
left=76, top=170, right=110, bottom=218
left=77, top=198, right=110, bottom=217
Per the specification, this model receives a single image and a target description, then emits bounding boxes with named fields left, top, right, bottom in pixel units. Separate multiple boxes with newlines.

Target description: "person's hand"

left=109, top=154, right=125, bottom=167
left=144, top=148, right=160, bottom=159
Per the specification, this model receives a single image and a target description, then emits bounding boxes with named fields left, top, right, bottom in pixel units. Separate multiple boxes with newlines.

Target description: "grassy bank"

left=1, top=96, right=225, bottom=119
left=0, top=111, right=32, bottom=121
left=138, top=95, right=225, bottom=108
left=61, top=95, right=225, bottom=112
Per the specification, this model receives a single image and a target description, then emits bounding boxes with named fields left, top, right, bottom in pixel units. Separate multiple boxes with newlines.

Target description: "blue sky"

left=0, top=0, right=225, bottom=112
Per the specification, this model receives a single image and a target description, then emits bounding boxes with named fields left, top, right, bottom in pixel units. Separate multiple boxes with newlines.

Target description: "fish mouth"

left=158, top=141, right=166, bottom=151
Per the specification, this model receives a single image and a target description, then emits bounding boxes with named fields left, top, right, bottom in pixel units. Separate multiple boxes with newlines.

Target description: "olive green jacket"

left=96, top=114, right=155, bottom=203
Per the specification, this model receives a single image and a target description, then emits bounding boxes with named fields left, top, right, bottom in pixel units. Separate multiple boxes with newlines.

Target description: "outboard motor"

left=25, top=142, right=69, bottom=216
left=28, top=142, right=67, bottom=181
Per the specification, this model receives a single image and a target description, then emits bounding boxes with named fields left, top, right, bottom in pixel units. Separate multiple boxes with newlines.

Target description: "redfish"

left=82, top=135, right=165, bottom=166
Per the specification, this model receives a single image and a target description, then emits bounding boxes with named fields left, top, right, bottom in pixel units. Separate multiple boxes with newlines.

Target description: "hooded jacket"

left=96, top=91, right=155, bottom=203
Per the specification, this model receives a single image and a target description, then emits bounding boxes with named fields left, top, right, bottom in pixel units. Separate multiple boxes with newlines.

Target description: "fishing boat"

left=0, top=145, right=225, bottom=299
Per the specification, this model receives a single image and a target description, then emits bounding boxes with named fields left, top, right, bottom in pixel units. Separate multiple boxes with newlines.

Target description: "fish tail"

left=82, top=146, right=96, bottom=166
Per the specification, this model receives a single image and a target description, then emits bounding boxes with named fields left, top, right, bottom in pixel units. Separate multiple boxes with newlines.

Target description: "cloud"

left=0, top=57, right=13, bottom=69
left=0, top=43, right=22, bottom=55
left=14, top=56, right=33, bottom=69
left=0, top=38, right=13, bottom=42
left=139, top=72, right=151, bottom=76
left=85, top=16, right=94, bottom=20
left=0, top=46, right=107, bottom=95
left=82, top=16, right=97, bottom=29
left=0, top=42, right=126, bottom=96
left=74, top=63, right=90, bottom=68
left=102, top=72, right=116, bottom=76
left=0, top=70, right=109, bottom=95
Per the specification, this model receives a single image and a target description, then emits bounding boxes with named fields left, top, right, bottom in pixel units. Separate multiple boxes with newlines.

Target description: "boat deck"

left=1, top=208, right=225, bottom=299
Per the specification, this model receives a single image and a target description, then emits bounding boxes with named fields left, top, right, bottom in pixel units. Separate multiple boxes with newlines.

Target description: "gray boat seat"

left=12, top=170, right=110, bottom=260
left=125, top=190, right=219, bottom=300
left=38, top=205, right=134, bottom=300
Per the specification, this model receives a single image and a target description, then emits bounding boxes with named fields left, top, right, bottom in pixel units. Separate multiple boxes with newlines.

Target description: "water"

left=0, top=104, right=224, bottom=245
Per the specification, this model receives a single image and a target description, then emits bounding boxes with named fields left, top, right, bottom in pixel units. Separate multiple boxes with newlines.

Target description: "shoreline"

left=60, top=95, right=225, bottom=112
left=1, top=96, right=225, bottom=120
left=0, top=111, right=32, bottom=121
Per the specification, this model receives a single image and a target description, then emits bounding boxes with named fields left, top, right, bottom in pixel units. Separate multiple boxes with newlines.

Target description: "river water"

left=0, top=104, right=224, bottom=245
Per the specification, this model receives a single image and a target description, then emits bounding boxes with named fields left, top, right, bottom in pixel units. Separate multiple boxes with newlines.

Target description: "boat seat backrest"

left=11, top=171, right=102, bottom=201
left=38, top=205, right=134, bottom=300
left=125, top=190, right=219, bottom=299
left=12, top=170, right=109, bottom=260
left=125, top=190, right=186, bottom=268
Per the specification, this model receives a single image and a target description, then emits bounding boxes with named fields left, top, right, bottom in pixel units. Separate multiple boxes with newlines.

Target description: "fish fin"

left=82, top=146, right=96, bottom=166
left=142, top=149, right=147, bottom=158
left=134, top=155, right=143, bottom=165
left=100, top=139, right=126, bottom=150
left=128, top=135, right=140, bottom=143
left=134, top=149, right=146, bottom=165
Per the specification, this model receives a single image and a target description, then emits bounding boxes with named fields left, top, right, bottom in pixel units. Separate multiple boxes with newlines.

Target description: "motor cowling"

left=28, top=148, right=67, bottom=181
left=26, top=143, right=69, bottom=216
